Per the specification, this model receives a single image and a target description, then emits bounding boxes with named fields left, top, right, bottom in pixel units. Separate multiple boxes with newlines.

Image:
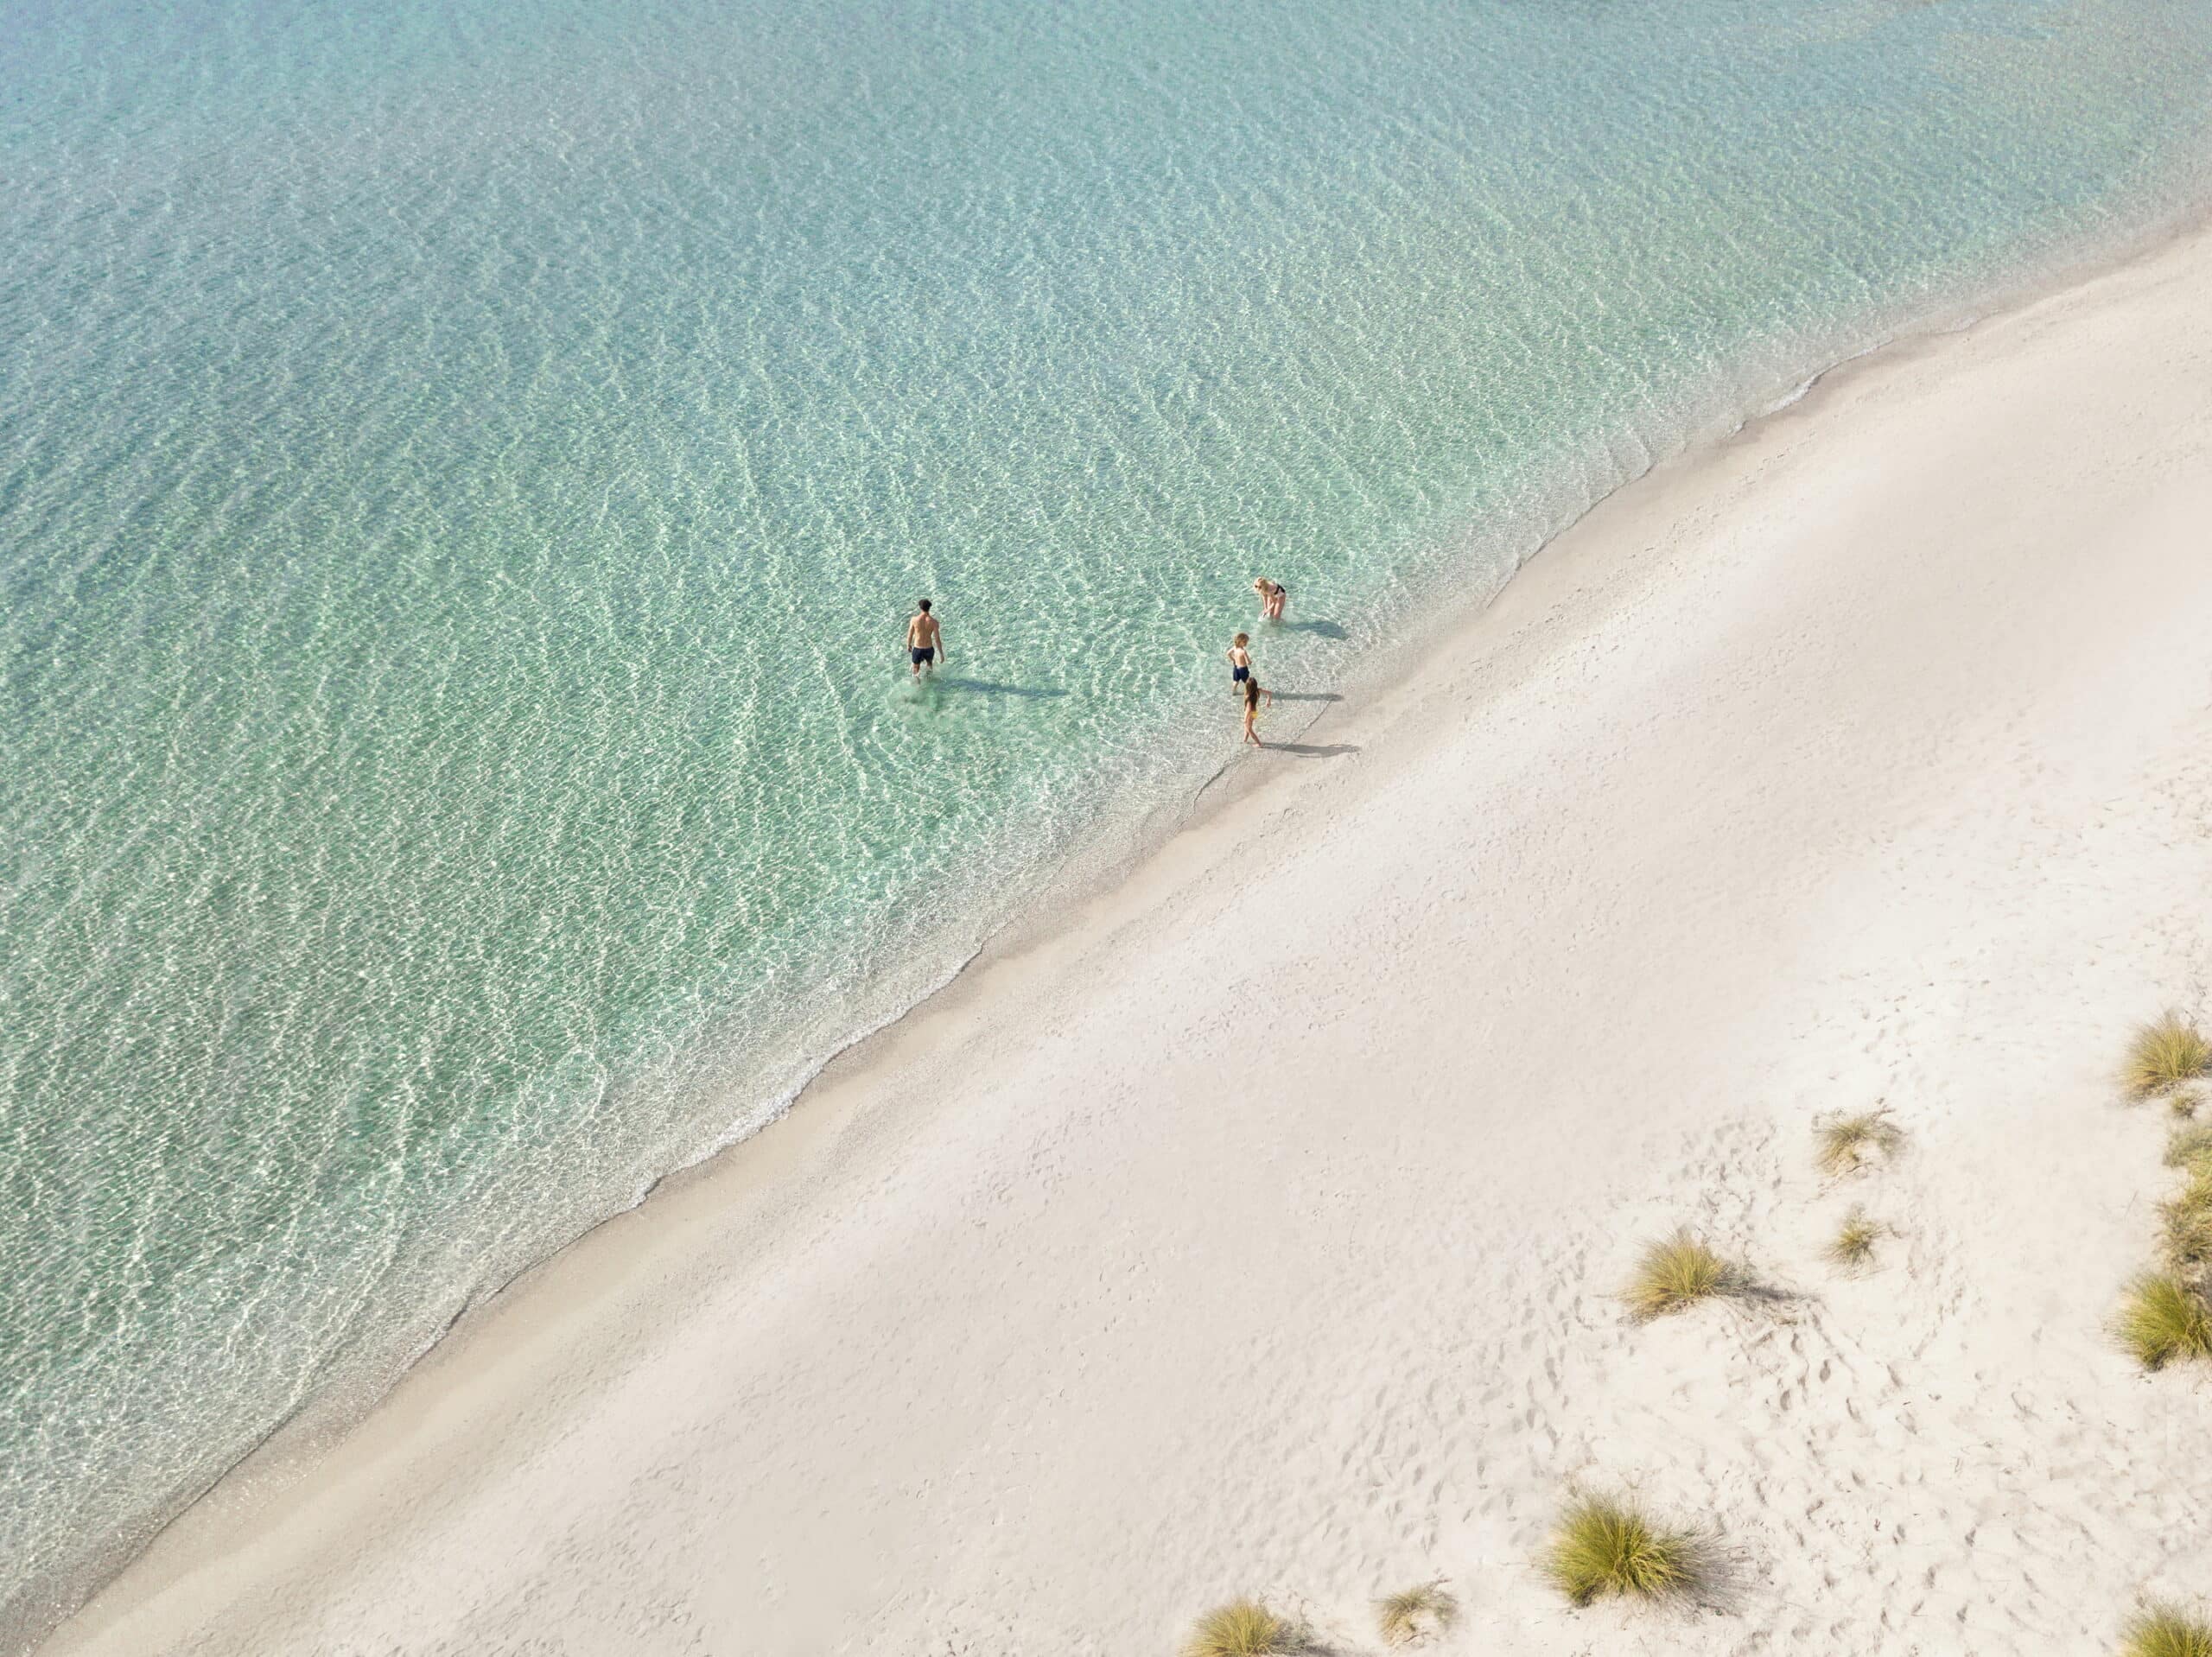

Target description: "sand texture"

left=47, top=228, right=2212, bottom=1655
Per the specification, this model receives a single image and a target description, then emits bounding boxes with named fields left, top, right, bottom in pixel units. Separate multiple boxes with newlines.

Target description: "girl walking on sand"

left=1242, top=673, right=1272, bottom=746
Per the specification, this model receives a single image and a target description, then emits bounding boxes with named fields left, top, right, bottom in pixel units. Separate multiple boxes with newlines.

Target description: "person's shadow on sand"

left=1263, top=741, right=1361, bottom=759
left=1276, top=619, right=1349, bottom=640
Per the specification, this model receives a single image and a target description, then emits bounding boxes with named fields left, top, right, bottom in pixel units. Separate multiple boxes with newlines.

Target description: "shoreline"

left=41, top=212, right=2212, bottom=1654
left=850, top=179, right=2212, bottom=1016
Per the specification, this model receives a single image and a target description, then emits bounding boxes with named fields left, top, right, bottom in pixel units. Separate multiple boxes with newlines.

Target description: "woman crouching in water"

left=1242, top=673, right=1273, bottom=746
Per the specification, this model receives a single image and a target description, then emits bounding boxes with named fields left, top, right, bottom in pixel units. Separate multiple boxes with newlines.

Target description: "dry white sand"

left=49, top=227, right=2212, bottom=1656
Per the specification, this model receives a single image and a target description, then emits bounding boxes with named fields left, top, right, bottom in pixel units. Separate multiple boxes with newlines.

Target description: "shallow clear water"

left=3, top=0, right=2210, bottom=1636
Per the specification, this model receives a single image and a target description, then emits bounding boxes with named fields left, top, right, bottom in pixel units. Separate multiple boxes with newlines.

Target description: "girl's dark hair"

left=1243, top=676, right=1261, bottom=708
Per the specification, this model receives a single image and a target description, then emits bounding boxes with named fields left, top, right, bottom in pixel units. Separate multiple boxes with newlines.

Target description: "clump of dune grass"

left=1827, top=1207, right=1884, bottom=1271
left=2159, top=1170, right=2212, bottom=1275
left=1624, top=1230, right=1742, bottom=1320
left=1543, top=1495, right=1703, bottom=1607
left=1373, top=1582, right=1456, bottom=1647
left=1183, top=1599, right=1295, bottom=1657
left=2167, top=1125, right=2212, bottom=1171
left=2121, top=1603, right=2212, bottom=1657
left=2126, top=1013, right=2212, bottom=1101
left=2171, top=1088, right=2205, bottom=1121
left=2116, top=1272, right=2212, bottom=1371
left=1815, top=1108, right=1903, bottom=1178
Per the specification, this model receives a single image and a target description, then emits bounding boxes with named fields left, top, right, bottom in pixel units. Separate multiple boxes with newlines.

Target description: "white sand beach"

left=48, top=227, right=2212, bottom=1655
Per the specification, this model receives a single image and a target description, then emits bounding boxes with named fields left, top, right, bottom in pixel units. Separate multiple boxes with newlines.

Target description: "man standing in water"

left=906, top=598, right=945, bottom=680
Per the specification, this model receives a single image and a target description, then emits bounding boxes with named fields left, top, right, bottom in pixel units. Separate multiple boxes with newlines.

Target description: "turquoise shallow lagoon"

left=4, top=0, right=2210, bottom=1636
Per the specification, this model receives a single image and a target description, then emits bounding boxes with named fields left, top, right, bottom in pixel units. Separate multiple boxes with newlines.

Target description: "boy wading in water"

left=906, top=599, right=944, bottom=680
left=1226, top=632, right=1252, bottom=698
left=1242, top=673, right=1272, bottom=746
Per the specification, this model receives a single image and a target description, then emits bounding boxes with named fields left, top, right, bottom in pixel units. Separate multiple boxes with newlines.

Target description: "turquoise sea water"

left=4, top=0, right=2211, bottom=1639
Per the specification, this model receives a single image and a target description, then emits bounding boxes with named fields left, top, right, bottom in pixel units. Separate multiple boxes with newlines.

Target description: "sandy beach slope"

left=47, top=226, right=2212, bottom=1655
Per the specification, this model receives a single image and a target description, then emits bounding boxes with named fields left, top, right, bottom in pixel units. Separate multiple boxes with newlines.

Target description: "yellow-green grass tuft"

left=2121, top=1603, right=2212, bottom=1657
left=2172, top=1088, right=2204, bottom=1121
left=1373, top=1582, right=1456, bottom=1648
left=2116, top=1273, right=2212, bottom=1371
left=1815, top=1109, right=1903, bottom=1177
left=2165, top=1125, right=2212, bottom=1171
left=1827, top=1207, right=1883, bottom=1271
left=1183, top=1599, right=1295, bottom=1657
left=2126, top=1013, right=2212, bottom=1100
left=1542, top=1495, right=1702, bottom=1607
left=2159, top=1171, right=2212, bottom=1273
left=1624, top=1231, right=1741, bottom=1320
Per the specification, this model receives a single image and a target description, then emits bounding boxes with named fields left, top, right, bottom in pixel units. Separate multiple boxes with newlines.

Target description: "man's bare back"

left=906, top=600, right=944, bottom=678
